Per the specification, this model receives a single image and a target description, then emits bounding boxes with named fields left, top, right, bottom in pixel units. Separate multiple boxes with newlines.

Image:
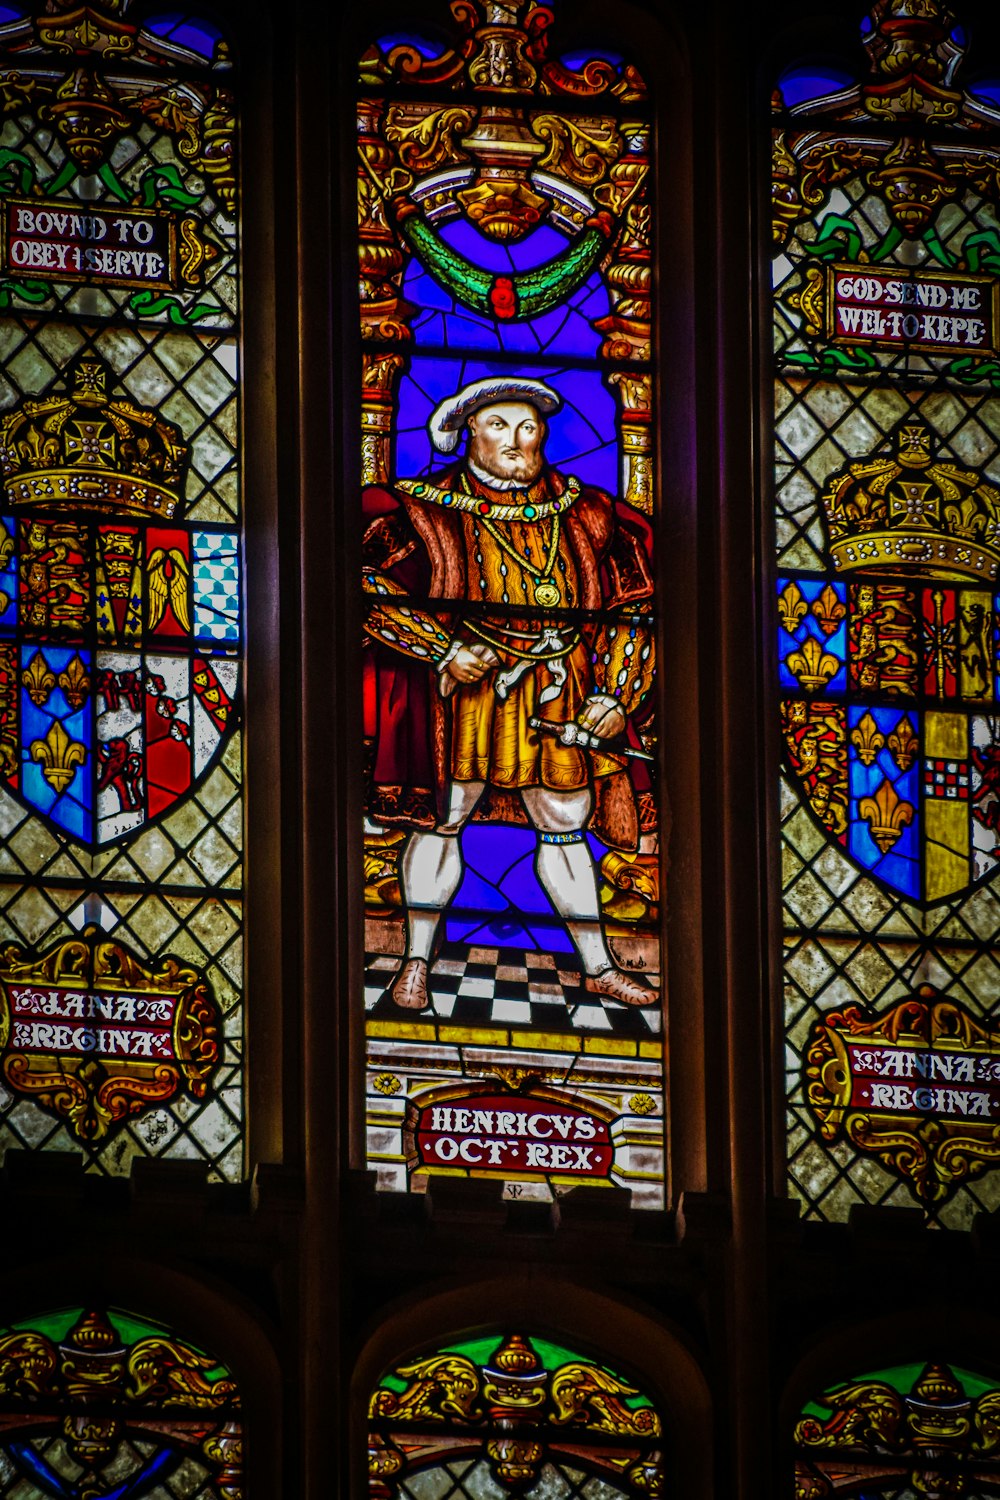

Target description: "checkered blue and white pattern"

left=365, top=944, right=661, bottom=1037
left=193, top=530, right=240, bottom=644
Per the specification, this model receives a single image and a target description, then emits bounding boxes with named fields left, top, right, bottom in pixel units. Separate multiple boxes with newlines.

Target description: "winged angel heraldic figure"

left=363, top=375, right=658, bottom=1010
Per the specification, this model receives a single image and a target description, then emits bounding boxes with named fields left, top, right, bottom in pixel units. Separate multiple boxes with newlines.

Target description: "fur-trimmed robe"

left=362, top=463, right=655, bottom=852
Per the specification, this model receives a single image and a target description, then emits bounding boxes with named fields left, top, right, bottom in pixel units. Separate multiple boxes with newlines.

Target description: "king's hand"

left=575, top=693, right=626, bottom=741
left=439, top=641, right=500, bottom=687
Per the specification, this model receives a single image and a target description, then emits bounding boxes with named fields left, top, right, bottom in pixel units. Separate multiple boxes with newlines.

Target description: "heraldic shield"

left=779, top=416, right=1000, bottom=905
left=0, top=357, right=240, bottom=849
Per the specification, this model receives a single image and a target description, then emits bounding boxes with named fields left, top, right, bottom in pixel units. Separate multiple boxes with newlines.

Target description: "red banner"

left=7, top=983, right=178, bottom=1061
left=828, top=265, right=997, bottom=351
left=3, top=199, right=175, bottom=288
left=415, top=1092, right=613, bottom=1176
left=846, top=1040, right=1000, bottom=1120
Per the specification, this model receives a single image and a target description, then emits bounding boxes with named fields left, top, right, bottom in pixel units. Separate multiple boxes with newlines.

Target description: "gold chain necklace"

left=476, top=510, right=563, bottom=607
left=397, top=474, right=580, bottom=522
left=465, top=618, right=579, bottom=660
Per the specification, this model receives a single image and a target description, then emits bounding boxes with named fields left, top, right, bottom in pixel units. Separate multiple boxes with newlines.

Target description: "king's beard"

left=468, top=447, right=544, bottom=486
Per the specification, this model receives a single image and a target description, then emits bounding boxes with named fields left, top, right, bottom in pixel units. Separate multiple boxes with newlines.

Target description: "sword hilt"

left=528, top=716, right=654, bottom=762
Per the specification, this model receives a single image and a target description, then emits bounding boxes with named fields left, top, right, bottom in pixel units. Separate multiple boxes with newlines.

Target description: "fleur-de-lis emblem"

left=859, top=778, right=915, bottom=854
left=851, top=711, right=886, bottom=767
left=944, top=496, right=987, bottom=540
left=778, top=580, right=808, bottom=633
left=785, top=636, right=839, bottom=692
left=22, top=652, right=55, bottom=706
left=811, top=584, right=846, bottom=637
left=887, top=715, right=918, bottom=772
left=58, top=655, right=90, bottom=710
left=30, top=719, right=87, bottom=793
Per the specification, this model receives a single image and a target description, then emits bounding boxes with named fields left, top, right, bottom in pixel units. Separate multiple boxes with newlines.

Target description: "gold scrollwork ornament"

left=0, top=929, right=222, bottom=1143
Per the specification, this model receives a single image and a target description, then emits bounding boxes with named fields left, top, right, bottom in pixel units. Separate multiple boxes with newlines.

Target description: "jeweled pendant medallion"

left=534, top=581, right=560, bottom=606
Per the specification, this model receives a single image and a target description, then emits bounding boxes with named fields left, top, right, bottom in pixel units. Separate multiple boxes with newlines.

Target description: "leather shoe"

left=391, top=957, right=430, bottom=1010
left=586, top=967, right=659, bottom=1007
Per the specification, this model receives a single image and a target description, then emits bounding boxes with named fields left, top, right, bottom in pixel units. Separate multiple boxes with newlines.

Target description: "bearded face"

left=467, top=401, right=545, bottom=484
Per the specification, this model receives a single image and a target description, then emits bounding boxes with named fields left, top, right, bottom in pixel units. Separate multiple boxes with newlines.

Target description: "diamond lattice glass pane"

left=0, top=6, right=244, bottom=1180
left=774, top=11, right=1000, bottom=1225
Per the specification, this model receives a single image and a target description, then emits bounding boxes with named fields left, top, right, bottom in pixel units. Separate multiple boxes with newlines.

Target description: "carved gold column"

left=361, top=353, right=405, bottom=487
left=607, top=370, right=652, bottom=515
left=186, top=89, right=237, bottom=216
left=358, top=99, right=413, bottom=485
left=594, top=122, right=652, bottom=514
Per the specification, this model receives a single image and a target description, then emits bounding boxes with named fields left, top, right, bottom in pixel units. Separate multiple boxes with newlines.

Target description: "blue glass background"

left=971, top=80, right=1000, bottom=110
left=0, top=518, right=17, bottom=633
left=447, top=825, right=614, bottom=952
left=848, top=705, right=920, bottom=898
left=396, top=356, right=617, bottom=491
left=779, top=65, right=856, bottom=108
left=560, top=48, right=625, bottom=69
left=145, top=12, right=225, bottom=59
left=405, top=220, right=610, bottom=359
left=375, top=31, right=445, bottom=59
left=777, top=577, right=847, bottom=694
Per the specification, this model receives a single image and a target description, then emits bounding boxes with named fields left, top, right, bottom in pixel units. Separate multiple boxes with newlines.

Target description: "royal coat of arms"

left=779, top=415, right=1000, bottom=904
left=0, top=356, right=240, bottom=848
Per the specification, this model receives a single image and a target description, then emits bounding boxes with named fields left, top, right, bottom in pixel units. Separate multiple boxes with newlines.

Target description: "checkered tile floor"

left=365, top=944, right=661, bottom=1037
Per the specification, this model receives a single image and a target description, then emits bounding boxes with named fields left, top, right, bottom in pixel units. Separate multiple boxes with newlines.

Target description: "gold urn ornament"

left=482, top=1333, right=548, bottom=1412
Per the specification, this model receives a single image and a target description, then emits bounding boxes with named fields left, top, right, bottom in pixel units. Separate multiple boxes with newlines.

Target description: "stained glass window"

left=359, top=0, right=664, bottom=1207
left=369, top=1331, right=663, bottom=1500
left=794, top=1360, right=1000, bottom=1499
left=0, top=1305, right=242, bottom=1500
left=0, top=3, right=243, bottom=1176
left=773, top=0, right=1000, bottom=1226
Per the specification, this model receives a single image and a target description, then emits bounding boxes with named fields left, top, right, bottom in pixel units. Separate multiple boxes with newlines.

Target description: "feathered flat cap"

left=429, top=376, right=561, bottom=454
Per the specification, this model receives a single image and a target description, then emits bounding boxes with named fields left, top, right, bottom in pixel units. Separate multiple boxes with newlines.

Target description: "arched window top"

left=0, top=1304, right=242, bottom=1499
left=772, top=0, right=1000, bottom=129
left=369, top=1330, right=663, bottom=1498
left=360, top=1, right=647, bottom=101
left=0, top=2, right=233, bottom=72
left=142, top=12, right=233, bottom=71
left=794, top=1359, right=1000, bottom=1498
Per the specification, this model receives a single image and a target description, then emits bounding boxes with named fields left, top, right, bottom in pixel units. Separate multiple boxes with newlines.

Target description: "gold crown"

left=820, top=418, right=1000, bottom=582
left=0, top=358, right=187, bottom=520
